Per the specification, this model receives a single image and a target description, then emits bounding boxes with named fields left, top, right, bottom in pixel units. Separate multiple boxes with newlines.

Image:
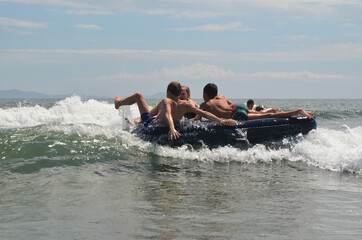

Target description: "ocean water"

left=0, top=96, right=362, bottom=240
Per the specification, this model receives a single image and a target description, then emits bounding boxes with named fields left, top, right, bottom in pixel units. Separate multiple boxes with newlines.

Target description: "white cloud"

left=66, top=10, right=113, bottom=15
left=96, top=71, right=159, bottom=82
left=285, top=35, right=319, bottom=41
left=250, top=71, right=357, bottom=81
left=2, top=43, right=362, bottom=62
left=45, top=8, right=60, bottom=13
left=343, top=22, right=357, bottom=27
left=2, top=49, right=217, bottom=61
left=74, top=24, right=103, bottom=30
left=317, top=43, right=362, bottom=60
left=139, top=0, right=362, bottom=20
left=0, top=0, right=99, bottom=9
left=0, top=26, right=34, bottom=35
left=2, top=0, right=362, bottom=19
left=79, top=63, right=357, bottom=84
left=141, top=8, right=228, bottom=19
left=160, top=62, right=235, bottom=79
left=0, top=17, right=47, bottom=28
left=91, top=63, right=235, bottom=82
left=168, top=22, right=255, bottom=32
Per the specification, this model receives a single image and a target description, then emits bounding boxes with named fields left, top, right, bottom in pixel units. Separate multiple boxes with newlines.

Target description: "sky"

left=0, top=0, right=362, bottom=99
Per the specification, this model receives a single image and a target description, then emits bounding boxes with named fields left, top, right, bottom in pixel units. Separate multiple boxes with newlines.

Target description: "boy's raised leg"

left=114, top=92, right=150, bottom=115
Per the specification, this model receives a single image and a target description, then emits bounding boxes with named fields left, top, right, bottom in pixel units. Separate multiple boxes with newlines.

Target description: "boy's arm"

left=190, top=99, right=199, bottom=108
left=189, top=105, right=236, bottom=126
left=161, top=99, right=181, bottom=140
left=248, top=110, right=263, bottom=114
left=225, top=97, right=233, bottom=105
left=191, top=102, right=204, bottom=120
left=192, top=114, right=202, bottom=120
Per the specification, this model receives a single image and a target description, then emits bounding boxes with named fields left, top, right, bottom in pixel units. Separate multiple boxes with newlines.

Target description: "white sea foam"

left=290, top=126, right=362, bottom=174
left=0, top=96, right=122, bottom=129
left=1, top=96, right=361, bottom=174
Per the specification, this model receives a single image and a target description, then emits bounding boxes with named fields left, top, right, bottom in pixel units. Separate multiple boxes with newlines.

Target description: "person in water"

left=247, top=99, right=254, bottom=110
left=114, top=81, right=236, bottom=140
left=255, top=105, right=264, bottom=112
left=194, top=83, right=314, bottom=121
left=180, top=85, right=199, bottom=119
left=247, top=98, right=279, bottom=113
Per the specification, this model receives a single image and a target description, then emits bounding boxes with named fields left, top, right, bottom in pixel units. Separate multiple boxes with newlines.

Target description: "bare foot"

left=114, top=96, right=124, bottom=109
left=297, top=109, right=314, bottom=118
left=307, top=111, right=314, bottom=118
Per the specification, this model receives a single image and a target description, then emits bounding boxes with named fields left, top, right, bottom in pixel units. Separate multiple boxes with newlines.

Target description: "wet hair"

left=203, top=83, right=218, bottom=99
left=182, top=85, right=190, bottom=94
left=167, top=81, right=182, bottom=97
left=247, top=99, right=254, bottom=108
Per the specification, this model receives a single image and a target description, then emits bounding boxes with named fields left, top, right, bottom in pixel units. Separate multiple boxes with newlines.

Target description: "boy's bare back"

left=155, top=98, right=197, bottom=126
left=201, top=95, right=233, bottom=119
left=156, top=97, right=236, bottom=128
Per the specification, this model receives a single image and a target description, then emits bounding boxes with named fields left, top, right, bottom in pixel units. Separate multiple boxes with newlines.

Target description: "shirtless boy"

left=114, top=81, right=236, bottom=140
left=195, top=83, right=314, bottom=121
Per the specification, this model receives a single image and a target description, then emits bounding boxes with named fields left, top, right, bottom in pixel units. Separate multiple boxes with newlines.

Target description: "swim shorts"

left=141, top=112, right=156, bottom=125
left=231, top=103, right=249, bottom=121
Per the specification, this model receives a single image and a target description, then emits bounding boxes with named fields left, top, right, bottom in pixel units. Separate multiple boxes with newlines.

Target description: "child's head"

left=203, top=83, right=218, bottom=99
left=180, top=85, right=191, bottom=100
left=167, top=81, right=182, bottom=97
left=247, top=99, right=254, bottom=110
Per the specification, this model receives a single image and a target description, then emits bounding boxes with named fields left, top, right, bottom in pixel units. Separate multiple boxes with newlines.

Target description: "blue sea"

left=1, top=96, right=362, bottom=239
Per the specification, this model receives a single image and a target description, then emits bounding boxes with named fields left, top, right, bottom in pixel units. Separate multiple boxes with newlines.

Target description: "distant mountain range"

left=0, top=89, right=165, bottom=99
left=145, top=92, right=165, bottom=99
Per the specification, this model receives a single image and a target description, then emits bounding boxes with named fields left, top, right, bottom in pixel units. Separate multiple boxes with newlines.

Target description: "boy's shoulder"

left=160, top=97, right=175, bottom=104
left=178, top=99, right=198, bottom=110
left=189, top=98, right=199, bottom=106
left=215, top=94, right=227, bottom=100
left=178, top=99, right=193, bottom=106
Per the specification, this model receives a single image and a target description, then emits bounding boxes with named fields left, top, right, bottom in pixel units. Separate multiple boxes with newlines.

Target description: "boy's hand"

left=169, top=129, right=181, bottom=140
left=220, top=119, right=237, bottom=126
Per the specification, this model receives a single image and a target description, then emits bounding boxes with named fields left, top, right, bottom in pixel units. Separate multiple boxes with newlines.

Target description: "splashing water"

left=1, top=96, right=361, bottom=174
